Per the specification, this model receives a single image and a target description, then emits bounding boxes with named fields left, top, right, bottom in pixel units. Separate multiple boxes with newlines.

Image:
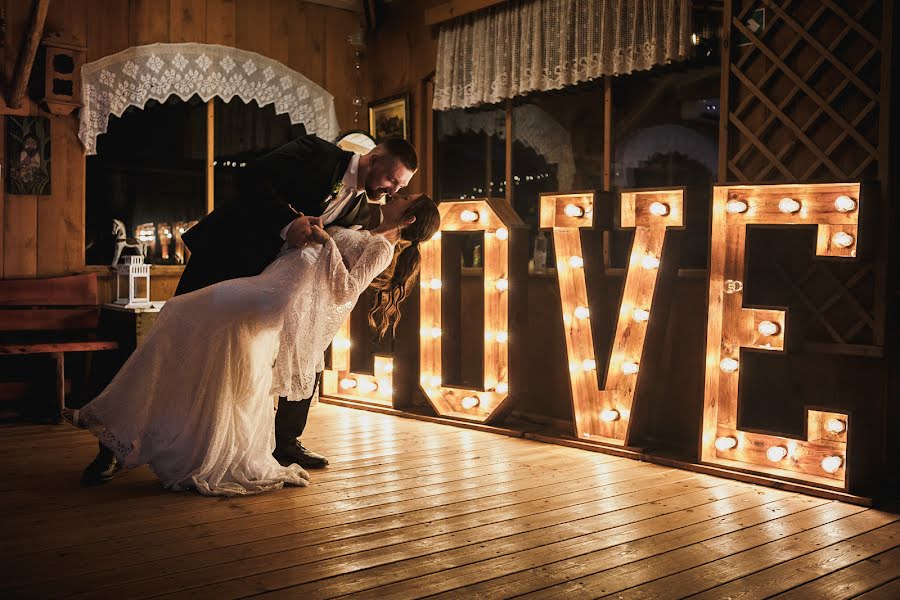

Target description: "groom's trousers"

left=275, top=372, right=321, bottom=444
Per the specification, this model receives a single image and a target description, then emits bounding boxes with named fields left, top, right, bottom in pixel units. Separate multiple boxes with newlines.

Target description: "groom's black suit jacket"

left=176, top=133, right=356, bottom=296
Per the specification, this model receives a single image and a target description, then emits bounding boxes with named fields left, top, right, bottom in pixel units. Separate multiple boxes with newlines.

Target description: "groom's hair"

left=378, top=138, right=418, bottom=171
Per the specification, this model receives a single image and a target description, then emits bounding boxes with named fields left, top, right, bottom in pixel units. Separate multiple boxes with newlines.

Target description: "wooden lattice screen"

left=720, top=0, right=891, bottom=354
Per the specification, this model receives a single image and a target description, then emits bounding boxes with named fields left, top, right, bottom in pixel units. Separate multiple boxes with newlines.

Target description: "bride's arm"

left=319, top=232, right=394, bottom=304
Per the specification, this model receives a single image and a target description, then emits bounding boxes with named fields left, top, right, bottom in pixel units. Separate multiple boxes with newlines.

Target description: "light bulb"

left=333, top=338, right=351, bottom=351
left=720, top=357, right=739, bottom=373
left=564, top=204, right=586, bottom=218
left=496, top=382, right=509, bottom=394
left=496, top=228, right=509, bottom=240
left=339, top=378, right=357, bottom=390
left=569, top=256, right=584, bottom=268
left=429, top=376, right=442, bottom=388
left=778, top=197, right=801, bottom=214
left=461, top=396, right=480, bottom=409
left=431, top=231, right=442, bottom=241
left=834, top=195, right=856, bottom=212
left=726, top=199, right=748, bottom=214
left=428, top=278, right=442, bottom=290
left=825, top=418, right=846, bottom=434
left=766, top=446, right=788, bottom=462
left=574, top=306, right=590, bottom=319
left=649, top=202, right=669, bottom=216
left=600, top=409, right=620, bottom=422
left=632, top=309, right=650, bottom=322
left=622, top=361, right=639, bottom=375
left=495, top=331, right=509, bottom=343
left=832, top=232, right=854, bottom=248
left=430, top=327, right=442, bottom=339
left=641, top=255, right=660, bottom=270
left=715, top=436, right=738, bottom=451
left=582, top=359, right=597, bottom=370
left=757, top=320, right=780, bottom=336
left=460, top=209, right=479, bottom=223
left=495, top=278, right=509, bottom=291
left=383, top=363, right=394, bottom=374
left=821, top=455, right=843, bottom=474
left=358, top=380, right=378, bottom=393
left=568, top=361, right=580, bottom=372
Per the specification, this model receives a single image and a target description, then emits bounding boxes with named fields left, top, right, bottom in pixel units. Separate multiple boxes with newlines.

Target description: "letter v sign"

left=540, top=189, right=684, bottom=446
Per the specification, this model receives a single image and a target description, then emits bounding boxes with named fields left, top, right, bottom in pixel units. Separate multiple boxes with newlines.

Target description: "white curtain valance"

left=79, top=43, right=340, bottom=155
left=434, top=0, right=692, bottom=111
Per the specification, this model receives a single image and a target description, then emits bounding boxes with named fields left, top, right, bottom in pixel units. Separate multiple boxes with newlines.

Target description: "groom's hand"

left=285, top=215, right=324, bottom=248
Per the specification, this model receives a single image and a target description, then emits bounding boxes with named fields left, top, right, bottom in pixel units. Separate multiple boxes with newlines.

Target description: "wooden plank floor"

left=0, top=403, right=897, bottom=599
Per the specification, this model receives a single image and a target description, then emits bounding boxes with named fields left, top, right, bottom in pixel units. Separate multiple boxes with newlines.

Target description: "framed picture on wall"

left=368, top=93, right=410, bottom=142
left=6, top=116, right=52, bottom=195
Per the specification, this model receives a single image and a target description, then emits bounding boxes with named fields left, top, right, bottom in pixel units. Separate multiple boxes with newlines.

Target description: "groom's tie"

left=332, top=191, right=368, bottom=228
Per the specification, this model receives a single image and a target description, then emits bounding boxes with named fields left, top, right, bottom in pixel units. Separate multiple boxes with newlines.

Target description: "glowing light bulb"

left=378, top=380, right=393, bottom=395
left=569, top=256, right=584, bottom=268
left=649, top=202, right=669, bottom=216
left=496, top=228, right=509, bottom=240
left=834, top=195, right=856, bottom=212
left=333, top=338, right=351, bottom=351
left=641, top=255, right=660, bottom=270
left=431, top=231, right=442, bottom=241
left=766, top=446, right=788, bottom=462
left=825, top=418, right=846, bottom=434
left=429, top=376, right=442, bottom=388
left=582, top=359, right=597, bottom=371
left=564, top=204, right=585, bottom=218
left=495, top=382, right=509, bottom=394
left=460, top=209, right=479, bottom=223
left=758, top=320, right=780, bottom=336
left=339, top=378, right=357, bottom=390
left=461, top=396, right=480, bottom=409
left=428, top=278, right=442, bottom=290
left=726, top=199, right=748, bottom=214
left=821, top=455, right=843, bottom=474
left=430, top=327, right=442, bottom=339
left=720, top=357, right=739, bottom=373
left=600, top=409, right=620, bottom=422
left=832, top=232, right=854, bottom=248
left=358, top=380, right=378, bottom=393
left=495, top=331, right=509, bottom=343
left=383, top=363, right=394, bottom=374
left=574, top=306, right=590, bottom=319
left=778, top=197, right=801, bottom=214
left=632, top=309, right=650, bottom=322
left=495, top=278, right=509, bottom=291
left=622, top=361, right=639, bottom=375
left=715, top=436, right=738, bottom=451
left=568, top=361, right=580, bottom=372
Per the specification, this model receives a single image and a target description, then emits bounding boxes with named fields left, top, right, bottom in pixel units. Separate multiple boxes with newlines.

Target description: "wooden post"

left=505, top=99, right=513, bottom=206
left=602, top=76, right=612, bottom=192
left=52, top=351, right=65, bottom=422
left=206, top=101, right=215, bottom=214
left=6, top=0, right=50, bottom=109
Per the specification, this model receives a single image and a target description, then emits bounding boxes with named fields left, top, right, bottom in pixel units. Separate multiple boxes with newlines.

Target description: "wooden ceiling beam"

left=6, top=0, right=51, bottom=109
left=425, top=0, right=508, bottom=26
left=302, top=0, right=363, bottom=13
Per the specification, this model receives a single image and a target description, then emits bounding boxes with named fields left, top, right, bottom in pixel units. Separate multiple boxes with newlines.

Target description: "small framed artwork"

left=6, top=116, right=52, bottom=195
left=368, top=93, right=410, bottom=141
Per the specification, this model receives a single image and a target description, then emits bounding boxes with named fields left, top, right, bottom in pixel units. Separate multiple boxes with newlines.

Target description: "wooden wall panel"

left=205, top=0, right=236, bottom=46
left=289, top=2, right=326, bottom=86
left=86, top=0, right=130, bottom=62
left=235, top=0, right=271, bottom=58
left=169, top=0, right=207, bottom=44
left=129, top=0, right=170, bottom=46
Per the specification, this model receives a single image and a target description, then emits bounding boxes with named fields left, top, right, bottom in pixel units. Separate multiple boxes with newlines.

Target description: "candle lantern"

left=115, top=255, right=152, bottom=308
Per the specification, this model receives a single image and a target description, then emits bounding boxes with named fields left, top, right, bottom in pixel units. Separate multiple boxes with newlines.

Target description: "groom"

left=82, top=130, right=417, bottom=485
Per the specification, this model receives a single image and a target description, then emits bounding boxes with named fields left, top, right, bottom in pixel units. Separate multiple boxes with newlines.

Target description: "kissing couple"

left=65, top=133, right=440, bottom=496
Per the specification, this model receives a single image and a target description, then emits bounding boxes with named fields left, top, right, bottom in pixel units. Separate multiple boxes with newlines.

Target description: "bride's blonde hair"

left=368, top=195, right=440, bottom=339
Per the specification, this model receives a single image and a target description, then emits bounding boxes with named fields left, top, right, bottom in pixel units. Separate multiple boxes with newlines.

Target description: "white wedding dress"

left=66, top=228, right=394, bottom=496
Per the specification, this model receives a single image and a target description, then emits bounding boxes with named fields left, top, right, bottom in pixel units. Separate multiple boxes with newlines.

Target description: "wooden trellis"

left=720, top=0, right=891, bottom=354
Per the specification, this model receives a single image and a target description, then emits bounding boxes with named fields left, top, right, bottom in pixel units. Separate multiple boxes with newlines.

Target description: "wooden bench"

left=0, top=273, right=119, bottom=421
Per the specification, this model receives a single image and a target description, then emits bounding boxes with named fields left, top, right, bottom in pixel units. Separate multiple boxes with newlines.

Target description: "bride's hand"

left=309, top=225, right=330, bottom=244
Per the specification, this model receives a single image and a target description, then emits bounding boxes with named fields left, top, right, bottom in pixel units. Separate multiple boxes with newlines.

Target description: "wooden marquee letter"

left=321, top=316, right=395, bottom=407
left=541, top=189, right=684, bottom=446
left=419, top=199, right=525, bottom=423
left=703, top=182, right=861, bottom=489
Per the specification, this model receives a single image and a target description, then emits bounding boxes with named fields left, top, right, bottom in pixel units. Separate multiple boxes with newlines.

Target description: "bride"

left=65, top=193, right=440, bottom=496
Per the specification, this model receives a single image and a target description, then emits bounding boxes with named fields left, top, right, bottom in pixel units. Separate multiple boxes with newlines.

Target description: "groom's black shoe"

left=273, top=440, right=329, bottom=469
left=82, top=443, right=122, bottom=486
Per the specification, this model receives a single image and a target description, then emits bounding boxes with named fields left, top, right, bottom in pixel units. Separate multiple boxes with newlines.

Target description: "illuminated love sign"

left=321, top=316, right=394, bottom=407
left=702, top=183, right=861, bottom=489
left=418, top=199, right=525, bottom=423
left=541, top=189, right=683, bottom=445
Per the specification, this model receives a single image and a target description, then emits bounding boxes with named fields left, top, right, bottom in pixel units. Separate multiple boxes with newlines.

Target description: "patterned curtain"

left=433, top=0, right=693, bottom=111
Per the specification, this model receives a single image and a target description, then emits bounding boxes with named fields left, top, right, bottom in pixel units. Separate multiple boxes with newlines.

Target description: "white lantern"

left=115, top=255, right=151, bottom=308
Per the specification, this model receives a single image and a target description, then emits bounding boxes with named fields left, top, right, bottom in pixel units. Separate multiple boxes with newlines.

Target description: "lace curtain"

left=434, top=0, right=692, bottom=110
left=79, top=43, right=340, bottom=155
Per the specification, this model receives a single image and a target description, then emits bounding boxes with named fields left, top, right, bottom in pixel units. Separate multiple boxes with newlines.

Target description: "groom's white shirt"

left=278, top=153, right=362, bottom=241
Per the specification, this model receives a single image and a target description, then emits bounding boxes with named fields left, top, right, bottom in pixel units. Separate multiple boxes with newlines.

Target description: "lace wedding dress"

left=65, top=228, right=394, bottom=496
